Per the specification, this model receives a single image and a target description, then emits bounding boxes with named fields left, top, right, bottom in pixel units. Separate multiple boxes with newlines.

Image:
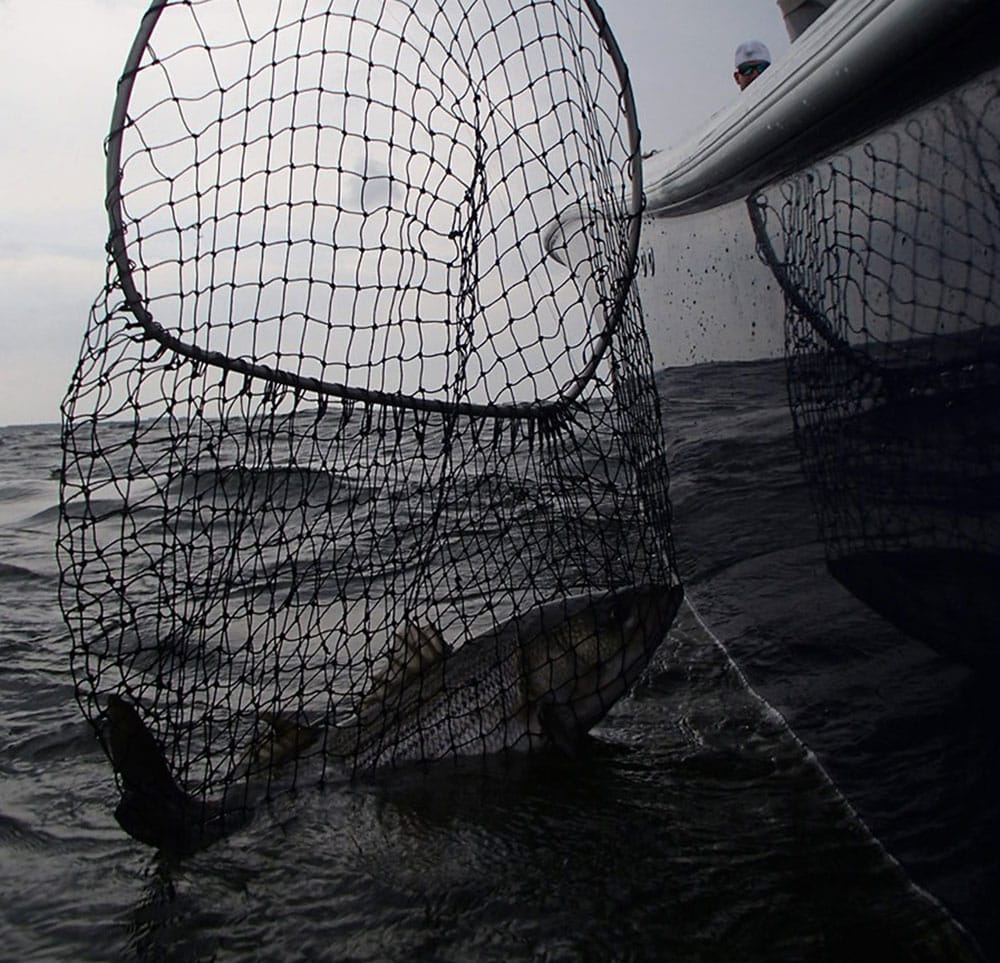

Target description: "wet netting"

left=750, top=64, right=1000, bottom=669
left=57, top=0, right=681, bottom=852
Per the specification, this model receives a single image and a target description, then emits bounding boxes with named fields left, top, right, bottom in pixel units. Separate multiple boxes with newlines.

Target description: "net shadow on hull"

left=751, top=64, right=1000, bottom=670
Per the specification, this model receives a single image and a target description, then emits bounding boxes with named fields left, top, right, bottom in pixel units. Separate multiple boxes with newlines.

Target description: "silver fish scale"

left=103, top=587, right=679, bottom=853
left=331, top=633, right=529, bottom=771
left=322, top=591, right=637, bottom=774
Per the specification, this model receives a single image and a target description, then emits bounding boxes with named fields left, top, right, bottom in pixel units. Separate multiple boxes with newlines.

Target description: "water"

left=1, top=358, right=996, bottom=961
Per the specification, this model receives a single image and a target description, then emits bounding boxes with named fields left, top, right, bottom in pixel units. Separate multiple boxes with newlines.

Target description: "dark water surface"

left=661, top=359, right=999, bottom=961
left=1, top=358, right=996, bottom=961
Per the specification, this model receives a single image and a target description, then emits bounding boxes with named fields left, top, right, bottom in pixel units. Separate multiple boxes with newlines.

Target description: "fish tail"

left=102, top=695, right=238, bottom=854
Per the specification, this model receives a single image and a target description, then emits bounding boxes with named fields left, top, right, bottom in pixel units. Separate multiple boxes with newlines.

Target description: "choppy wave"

left=0, top=561, right=49, bottom=583
left=0, top=363, right=997, bottom=960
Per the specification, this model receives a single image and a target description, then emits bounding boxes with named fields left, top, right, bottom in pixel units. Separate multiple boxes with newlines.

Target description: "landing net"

left=57, top=0, right=678, bottom=839
left=750, top=65, right=1000, bottom=668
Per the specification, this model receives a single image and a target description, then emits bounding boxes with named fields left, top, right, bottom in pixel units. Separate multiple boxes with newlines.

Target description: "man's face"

left=735, top=60, right=769, bottom=90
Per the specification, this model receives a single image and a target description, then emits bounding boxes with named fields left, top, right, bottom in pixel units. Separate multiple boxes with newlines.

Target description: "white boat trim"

left=644, top=0, right=998, bottom=218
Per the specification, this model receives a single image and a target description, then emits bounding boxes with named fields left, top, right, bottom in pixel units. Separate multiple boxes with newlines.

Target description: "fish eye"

left=596, top=595, right=631, bottom=630
left=613, top=596, right=633, bottom=625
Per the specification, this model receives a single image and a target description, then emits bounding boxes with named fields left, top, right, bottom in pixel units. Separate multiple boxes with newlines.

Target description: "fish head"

left=521, top=583, right=683, bottom=749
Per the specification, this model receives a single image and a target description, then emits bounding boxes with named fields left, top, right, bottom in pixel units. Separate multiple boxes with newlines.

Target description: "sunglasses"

left=738, top=61, right=769, bottom=76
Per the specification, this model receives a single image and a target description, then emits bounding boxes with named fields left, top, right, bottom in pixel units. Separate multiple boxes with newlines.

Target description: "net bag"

left=57, top=0, right=680, bottom=850
left=750, top=65, right=1000, bottom=669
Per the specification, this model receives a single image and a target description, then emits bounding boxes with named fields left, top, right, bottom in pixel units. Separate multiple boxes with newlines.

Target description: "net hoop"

left=104, top=0, right=644, bottom=422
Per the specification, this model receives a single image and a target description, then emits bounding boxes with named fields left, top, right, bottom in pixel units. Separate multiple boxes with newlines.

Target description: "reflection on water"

left=2, top=358, right=997, bottom=960
left=113, top=604, right=980, bottom=962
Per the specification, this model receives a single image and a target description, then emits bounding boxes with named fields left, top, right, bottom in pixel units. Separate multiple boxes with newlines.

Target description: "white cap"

left=734, top=40, right=771, bottom=67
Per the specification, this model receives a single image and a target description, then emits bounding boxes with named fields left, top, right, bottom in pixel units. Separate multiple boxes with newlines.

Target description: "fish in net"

left=750, top=63, right=1000, bottom=670
left=57, top=0, right=682, bottom=853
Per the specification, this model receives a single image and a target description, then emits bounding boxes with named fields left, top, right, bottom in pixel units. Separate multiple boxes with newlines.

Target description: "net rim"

left=104, top=0, right=644, bottom=422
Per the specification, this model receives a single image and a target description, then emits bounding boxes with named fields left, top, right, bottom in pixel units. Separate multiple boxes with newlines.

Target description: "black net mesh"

left=750, top=65, right=1000, bottom=668
left=57, top=0, right=680, bottom=852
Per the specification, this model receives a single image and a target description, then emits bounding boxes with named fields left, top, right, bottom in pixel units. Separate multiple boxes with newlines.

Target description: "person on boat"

left=734, top=40, right=771, bottom=90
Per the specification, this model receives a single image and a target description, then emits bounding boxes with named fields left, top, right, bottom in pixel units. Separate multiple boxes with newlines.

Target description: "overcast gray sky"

left=0, top=0, right=789, bottom=426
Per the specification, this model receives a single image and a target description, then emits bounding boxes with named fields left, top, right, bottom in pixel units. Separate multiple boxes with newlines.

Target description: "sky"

left=0, top=0, right=790, bottom=426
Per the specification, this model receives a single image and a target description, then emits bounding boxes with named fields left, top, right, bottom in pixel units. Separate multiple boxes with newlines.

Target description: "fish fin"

left=391, top=620, right=449, bottom=673
left=251, top=712, right=319, bottom=771
left=538, top=701, right=590, bottom=758
left=103, top=695, right=187, bottom=805
left=359, top=620, right=450, bottom=714
left=103, top=695, right=237, bottom=854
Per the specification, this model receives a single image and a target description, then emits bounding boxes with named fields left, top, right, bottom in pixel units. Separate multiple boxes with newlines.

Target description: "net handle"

left=104, top=0, right=644, bottom=422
